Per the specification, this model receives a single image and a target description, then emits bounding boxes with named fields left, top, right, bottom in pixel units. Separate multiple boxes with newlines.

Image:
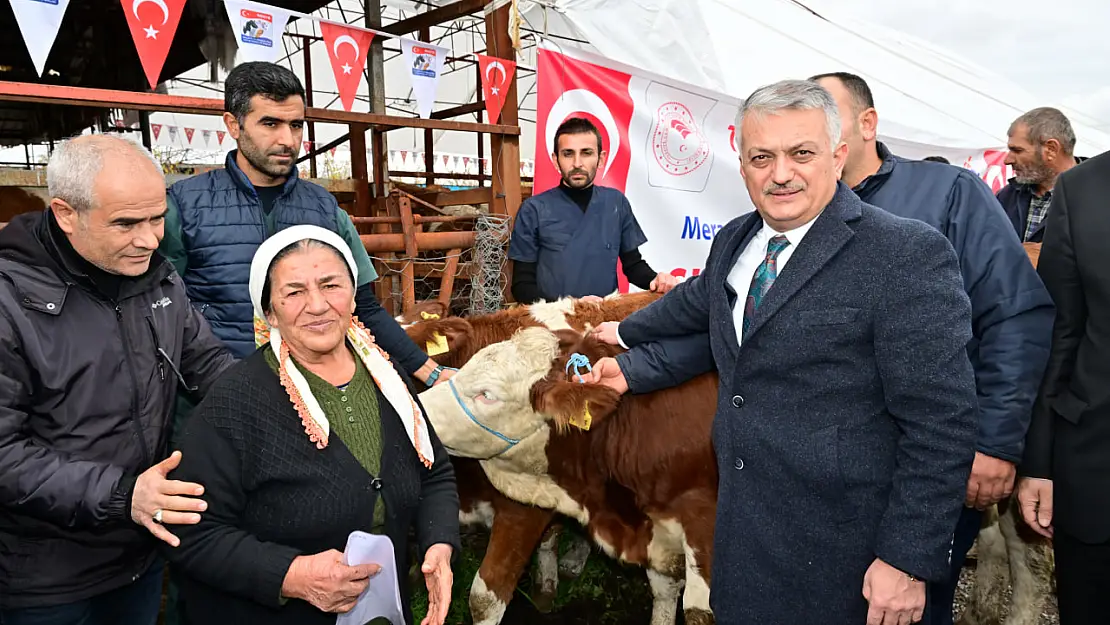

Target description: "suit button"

left=734, top=457, right=745, bottom=470
left=731, top=395, right=744, bottom=408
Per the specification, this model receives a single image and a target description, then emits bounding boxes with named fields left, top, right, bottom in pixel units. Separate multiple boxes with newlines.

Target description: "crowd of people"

left=0, top=58, right=1105, bottom=625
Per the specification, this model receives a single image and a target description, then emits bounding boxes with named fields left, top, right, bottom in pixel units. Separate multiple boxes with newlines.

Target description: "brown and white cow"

left=401, top=293, right=662, bottom=622
left=417, top=326, right=719, bottom=625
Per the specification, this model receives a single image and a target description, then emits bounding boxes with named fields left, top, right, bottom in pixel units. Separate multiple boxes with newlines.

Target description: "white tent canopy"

left=520, top=0, right=1109, bottom=158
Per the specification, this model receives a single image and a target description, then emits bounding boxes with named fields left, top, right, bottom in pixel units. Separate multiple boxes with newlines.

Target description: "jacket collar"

left=851, top=141, right=897, bottom=196
left=223, top=149, right=301, bottom=198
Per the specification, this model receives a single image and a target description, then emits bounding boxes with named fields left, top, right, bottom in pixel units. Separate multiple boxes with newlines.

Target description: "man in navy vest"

left=159, top=62, right=448, bottom=387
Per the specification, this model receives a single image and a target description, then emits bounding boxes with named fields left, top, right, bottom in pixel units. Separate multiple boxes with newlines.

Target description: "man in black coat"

left=0, top=135, right=235, bottom=624
left=589, top=79, right=978, bottom=624
left=1017, top=150, right=1110, bottom=623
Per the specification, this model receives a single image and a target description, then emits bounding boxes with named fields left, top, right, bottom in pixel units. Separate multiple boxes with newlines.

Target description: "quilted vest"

left=168, top=151, right=339, bottom=357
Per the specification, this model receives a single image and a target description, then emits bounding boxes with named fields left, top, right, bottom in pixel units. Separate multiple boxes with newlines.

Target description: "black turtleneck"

left=511, top=183, right=658, bottom=304
left=46, top=211, right=125, bottom=301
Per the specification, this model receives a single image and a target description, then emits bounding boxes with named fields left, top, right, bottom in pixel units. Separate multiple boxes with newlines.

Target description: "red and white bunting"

left=216, top=130, right=226, bottom=145
left=319, top=21, right=374, bottom=112
left=201, top=129, right=212, bottom=145
left=303, top=140, right=312, bottom=154
left=475, top=53, right=517, bottom=124
left=120, top=0, right=188, bottom=89
left=151, top=123, right=162, bottom=140
left=183, top=127, right=195, bottom=144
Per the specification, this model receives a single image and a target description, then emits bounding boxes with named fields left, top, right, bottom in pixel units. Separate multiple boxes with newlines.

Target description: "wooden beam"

left=349, top=124, right=371, bottom=218
left=438, top=249, right=462, bottom=309
left=484, top=4, right=522, bottom=220
left=431, top=102, right=486, bottom=120
left=0, top=82, right=519, bottom=135
left=397, top=194, right=419, bottom=312
left=381, top=0, right=489, bottom=36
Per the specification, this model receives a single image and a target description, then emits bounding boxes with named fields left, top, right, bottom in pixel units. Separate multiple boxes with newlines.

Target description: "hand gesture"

left=420, top=543, right=454, bottom=625
left=590, top=322, right=621, bottom=346
left=1017, top=477, right=1054, bottom=538
left=131, top=451, right=207, bottom=547
left=281, top=549, right=381, bottom=613
left=650, top=272, right=678, bottom=294
left=584, top=357, right=629, bottom=395
left=862, top=558, right=925, bottom=625
left=579, top=295, right=604, bottom=304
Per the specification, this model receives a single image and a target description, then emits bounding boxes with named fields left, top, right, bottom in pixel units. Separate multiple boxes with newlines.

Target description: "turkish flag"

left=120, top=0, right=187, bottom=89
left=476, top=54, right=516, bottom=124
left=320, top=21, right=374, bottom=112
left=151, top=123, right=162, bottom=140
left=183, top=127, right=194, bottom=144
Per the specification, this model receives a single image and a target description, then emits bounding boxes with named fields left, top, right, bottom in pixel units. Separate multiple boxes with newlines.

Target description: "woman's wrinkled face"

left=265, top=246, right=355, bottom=358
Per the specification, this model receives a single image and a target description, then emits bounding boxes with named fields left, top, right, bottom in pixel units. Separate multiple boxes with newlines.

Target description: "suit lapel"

left=742, top=185, right=862, bottom=344
left=714, top=213, right=762, bottom=359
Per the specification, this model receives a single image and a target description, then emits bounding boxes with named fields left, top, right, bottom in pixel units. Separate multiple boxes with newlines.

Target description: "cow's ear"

left=405, top=317, right=472, bottom=356
left=530, top=378, right=621, bottom=432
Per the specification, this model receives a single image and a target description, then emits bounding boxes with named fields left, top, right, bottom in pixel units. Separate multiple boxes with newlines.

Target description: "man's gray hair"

left=47, top=135, right=161, bottom=212
left=1009, top=107, right=1076, bottom=156
left=734, top=79, right=842, bottom=154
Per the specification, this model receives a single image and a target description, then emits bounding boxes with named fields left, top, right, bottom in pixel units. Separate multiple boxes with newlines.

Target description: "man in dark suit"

left=587, top=79, right=979, bottom=624
left=1017, top=151, right=1110, bottom=623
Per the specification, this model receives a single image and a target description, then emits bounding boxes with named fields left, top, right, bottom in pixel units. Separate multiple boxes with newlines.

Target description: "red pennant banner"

left=463, top=157, right=471, bottom=168
left=113, top=119, right=125, bottom=128
left=330, top=147, right=337, bottom=156
left=216, top=130, right=226, bottom=145
left=151, top=123, right=162, bottom=140
left=320, top=21, right=374, bottom=112
left=303, top=141, right=312, bottom=154
left=121, top=0, right=188, bottom=89
left=400, top=150, right=408, bottom=164
left=476, top=53, right=517, bottom=124
left=183, top=127, right=195, bottom=143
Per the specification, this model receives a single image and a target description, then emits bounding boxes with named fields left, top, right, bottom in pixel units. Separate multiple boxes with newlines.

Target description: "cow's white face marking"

left=529, top=298, right=576, bottom=330
left=418, top=327, right=561, bottom=459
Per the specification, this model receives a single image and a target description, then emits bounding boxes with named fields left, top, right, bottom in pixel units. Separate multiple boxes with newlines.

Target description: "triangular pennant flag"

left=216, top=130, right=226, bottom=145
left=475, top=53, right=517, bottom=124
left=167, top=125, right=178, bottom=142
left=8, top=0, right=72, bottom=77
left=151, top=123, right=162, bottom=140
left=330, top=147, right=337, bottom=156
left=442, top=155, right=449, bottom=168
left=401, top=39, right=447, bottom=119
left=202, top=129, right=212, bottom=145
left=400, top=150, right=408, bottom=165
left=224, top=0, right=293, bottom=64
left=120, top=0, right=188, bottom=89
left=320, top=21, right=374, bottom=112
left=183, top=127, right=195, bottom=144
left=464, top=157, right=471, bottom=168
left=113, top=119, right=125, bottom=128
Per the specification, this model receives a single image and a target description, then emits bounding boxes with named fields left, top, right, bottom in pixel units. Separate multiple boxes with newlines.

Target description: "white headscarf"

left=249, top=225, right=434, bottom=467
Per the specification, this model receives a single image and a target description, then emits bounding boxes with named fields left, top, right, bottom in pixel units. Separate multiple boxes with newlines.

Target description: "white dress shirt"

left=614, top=214, right=820, bottom=350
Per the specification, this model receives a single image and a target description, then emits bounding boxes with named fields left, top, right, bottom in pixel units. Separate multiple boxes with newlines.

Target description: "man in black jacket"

left=0, top=135, right=235, bottom=624
left=1018, top=151, right=1110, bottom=623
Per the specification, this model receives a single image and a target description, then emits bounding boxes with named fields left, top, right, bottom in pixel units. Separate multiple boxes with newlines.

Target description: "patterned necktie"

left=742, top=235, right=791, bottom=336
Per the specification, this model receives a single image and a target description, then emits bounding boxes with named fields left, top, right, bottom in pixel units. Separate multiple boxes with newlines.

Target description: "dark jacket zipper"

left=117, top=304, right=152, bottom=469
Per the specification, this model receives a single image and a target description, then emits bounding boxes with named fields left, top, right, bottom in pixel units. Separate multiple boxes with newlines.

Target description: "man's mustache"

left=764, top=182, right=805, bottom=195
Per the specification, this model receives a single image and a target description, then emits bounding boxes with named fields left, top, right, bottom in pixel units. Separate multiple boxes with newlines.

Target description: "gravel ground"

left=952, top=564, right=1059, bottom=625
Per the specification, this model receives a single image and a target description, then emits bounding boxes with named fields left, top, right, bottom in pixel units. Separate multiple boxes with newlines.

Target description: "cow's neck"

left=480, top=428, right=592, bottom=526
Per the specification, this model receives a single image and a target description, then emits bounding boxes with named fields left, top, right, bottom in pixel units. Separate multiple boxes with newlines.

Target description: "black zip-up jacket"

left=0, top=210, right=235, bottom=608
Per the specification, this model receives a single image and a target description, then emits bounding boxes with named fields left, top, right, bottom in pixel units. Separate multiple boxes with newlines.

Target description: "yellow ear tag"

left=569, top=404, right=593, bottom=431
left=426, top=333, right=449, bottom=356
left=420, top=311, right=441, bottom=320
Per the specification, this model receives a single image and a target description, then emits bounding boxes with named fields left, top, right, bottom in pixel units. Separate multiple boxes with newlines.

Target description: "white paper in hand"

left=336, top=531, right=404, bottom=625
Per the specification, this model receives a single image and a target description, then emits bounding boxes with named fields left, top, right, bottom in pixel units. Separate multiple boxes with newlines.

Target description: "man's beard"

left=1014, top=151, right=1053, bottom=186
left=239, top=133, right=297, bottom=178
left=561, top=166, right=596, bottom=188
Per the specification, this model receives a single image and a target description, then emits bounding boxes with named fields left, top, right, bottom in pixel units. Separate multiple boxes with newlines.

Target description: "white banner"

left=224, top=0, right=293, bottom=64
left=401, top=39, right=447, bottom=119
left=9, top=0, right=72, bottom=77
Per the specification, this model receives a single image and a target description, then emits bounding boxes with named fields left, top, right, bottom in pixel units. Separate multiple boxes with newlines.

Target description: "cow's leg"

left=558, top=529, right=592, bottom=580
left=959, top=505, right=1007, bottom=625
left=470, top=502, right=556, bottom=625
left=1000, top=498, right=1053, bottom=625
left=646, top=569, right=684, bottom=625
left=531, top=522, right=561, bottom=613
left=678, top=496, right=715, bottom=625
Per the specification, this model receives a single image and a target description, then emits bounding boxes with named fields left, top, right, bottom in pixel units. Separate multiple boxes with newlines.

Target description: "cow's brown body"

left=402, top=293, right=664, bottom=623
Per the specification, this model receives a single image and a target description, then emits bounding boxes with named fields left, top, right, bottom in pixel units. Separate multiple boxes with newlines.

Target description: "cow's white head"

left=418, top=327, right=621, bottom=459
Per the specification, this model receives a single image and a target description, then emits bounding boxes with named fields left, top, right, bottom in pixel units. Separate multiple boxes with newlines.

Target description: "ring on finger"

left=153, top=509, right=164, bottom=524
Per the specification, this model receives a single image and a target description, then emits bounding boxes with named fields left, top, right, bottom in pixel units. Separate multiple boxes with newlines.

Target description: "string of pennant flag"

left=9, top=0, right=518, bottom=123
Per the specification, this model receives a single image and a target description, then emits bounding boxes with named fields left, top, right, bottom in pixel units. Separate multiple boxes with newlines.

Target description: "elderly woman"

left=164, top=225, right=460, bottom=625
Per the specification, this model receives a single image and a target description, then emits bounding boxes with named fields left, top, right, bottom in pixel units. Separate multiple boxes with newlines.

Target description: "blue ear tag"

left=565, top=353, right=592, bottom=383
